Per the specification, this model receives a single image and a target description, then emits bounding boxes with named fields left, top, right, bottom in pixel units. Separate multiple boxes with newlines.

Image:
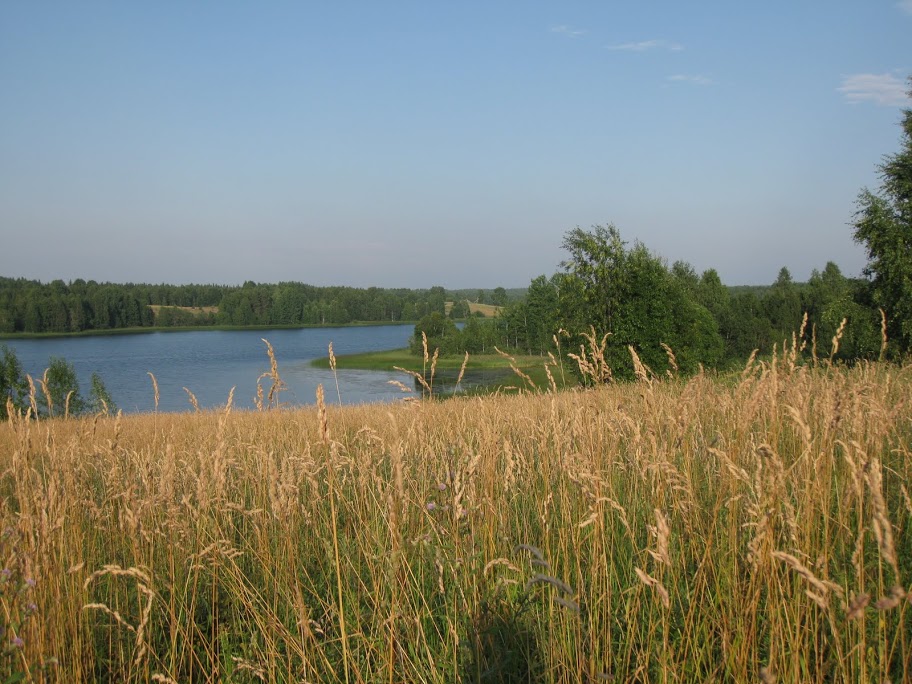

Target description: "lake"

left=2, top=326, right=415, bottom=413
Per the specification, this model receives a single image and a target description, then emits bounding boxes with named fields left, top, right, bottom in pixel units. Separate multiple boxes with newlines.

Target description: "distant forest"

left=0, top=277, right=525, bottom=333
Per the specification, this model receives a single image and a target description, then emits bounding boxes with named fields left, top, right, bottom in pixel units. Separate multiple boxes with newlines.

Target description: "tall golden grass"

left=0, top=346, right=910, bottom=682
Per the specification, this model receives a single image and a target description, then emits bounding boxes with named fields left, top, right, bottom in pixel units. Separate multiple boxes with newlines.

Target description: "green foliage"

left=497, top=275, right=560, bottom=356
left=41, top=357, right=85, bottom=418
left=0, top=346, right=28, bottom=419
left=558, top=225, right=724, bottom=378
left=722, top=293, right=775, bottom=361
left=448, top=300, right=470, bottom=319
left=853, top=77, right=912, bottom=353
left=764, top=267, right=804, bottom=340
left=559, top=224, right=628, bottom=336
left=805, top=263, right=881, bottom=360
left=89, top=372, right=117, bottom=415
left=491, top=287, right=509, bottom=307
left=410, top=312, right=460, bottom=356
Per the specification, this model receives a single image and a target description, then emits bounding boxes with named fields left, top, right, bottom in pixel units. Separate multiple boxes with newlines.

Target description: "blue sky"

left=1, top=2, right=910, bottom=288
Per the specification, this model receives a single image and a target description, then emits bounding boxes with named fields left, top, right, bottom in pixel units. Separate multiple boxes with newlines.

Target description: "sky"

left=1, top=2, right=910, bottom=289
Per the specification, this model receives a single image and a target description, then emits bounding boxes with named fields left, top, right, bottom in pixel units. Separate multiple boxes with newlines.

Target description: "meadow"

left=0, top=344, right=910, bottom=682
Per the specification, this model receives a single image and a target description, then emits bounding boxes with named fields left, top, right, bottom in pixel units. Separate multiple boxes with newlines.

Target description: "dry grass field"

left=444, top=302, right=503, bottom=318
left=148, top=305, right=220, bottom=316
left=1, top=349, right=910, bottom=681
left=466, top=303, right=502, bottom=318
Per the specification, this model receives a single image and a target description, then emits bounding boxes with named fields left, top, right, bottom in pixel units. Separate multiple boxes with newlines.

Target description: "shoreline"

left=310, top=347, right=575, bottom=392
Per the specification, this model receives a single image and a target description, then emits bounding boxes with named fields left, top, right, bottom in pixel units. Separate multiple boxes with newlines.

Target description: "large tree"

left=559, top=224, right=723, bottom=377
left=853, top=77, right=912, bottom=353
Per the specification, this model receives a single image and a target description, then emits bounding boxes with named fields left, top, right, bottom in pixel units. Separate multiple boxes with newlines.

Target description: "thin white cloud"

left=551, top=25, right=586, bottom=38
left=838, top=73, right=910, bottom=106
left=606, top=39, right=683, bottom=52
left=898, top=0, right=912, bottom=14
left=667, top=74, right=714, bottom=86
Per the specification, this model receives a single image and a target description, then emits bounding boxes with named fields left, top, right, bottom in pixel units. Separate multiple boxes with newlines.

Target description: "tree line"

left=413, top=233, right=883, bottom=376
left=0, top=279, right=523, bottom=333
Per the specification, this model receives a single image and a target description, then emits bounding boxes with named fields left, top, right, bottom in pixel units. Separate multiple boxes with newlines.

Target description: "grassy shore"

left=311, top=347, right=576, bottom=394
left=1, top=356, right=910, bottom=682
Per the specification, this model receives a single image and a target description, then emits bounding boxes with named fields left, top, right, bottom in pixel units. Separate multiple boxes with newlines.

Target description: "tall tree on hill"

left=853, top=77, right=912, bottom=353
left=559, top=224, right=723, bottom=377
left=560, top=224, right=627, bottom=336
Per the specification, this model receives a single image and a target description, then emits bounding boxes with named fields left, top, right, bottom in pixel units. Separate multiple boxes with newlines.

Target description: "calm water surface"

left=4, top=326, right=414, bottom=413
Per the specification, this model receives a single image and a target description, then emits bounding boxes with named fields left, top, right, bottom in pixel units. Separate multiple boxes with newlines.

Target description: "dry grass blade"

left=865, top=456, right=901, bottom=580
left=496, top=347, right=537, bottom=391
left=39, top=368, right=52, bottom=416
left=394, top=366, right=432, bottom=397
left=830, top=318, right=847, bottom=362
left=526, top=573, right=575, bottom=597
left=514, top=544, right=546, bottom=562
left=328, top=342, right=343, bottom=405
left=772, top=551, right=831, bottom=598
left=629, top=346, right=652, bottom=385
left=183, top=387, right=200, bottom=412
left=874, top=585, right=906, bottom=611
left=147, top=371, right=159, bottom=412
left=567, top=327, right=613, bottom=383
left=316, top=384, right=328, bottom=444
left=387, top=380, right=414, bottom=394
left=845, top=592, right=870, bottom=620
left=258, top=338, right=287, bottom=409
left=649, top=508, right=671, bottom=567
left=455, top=351, right=470, bottom=390
left=661, top=343, right=679, bottom=377
left=429, top=347, right=439, bottom=394
left=879, top=308, right=888, bottom=361
left=634, top=567, right=670, bottom=608
left=25, top=372, right=38, bottom=416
